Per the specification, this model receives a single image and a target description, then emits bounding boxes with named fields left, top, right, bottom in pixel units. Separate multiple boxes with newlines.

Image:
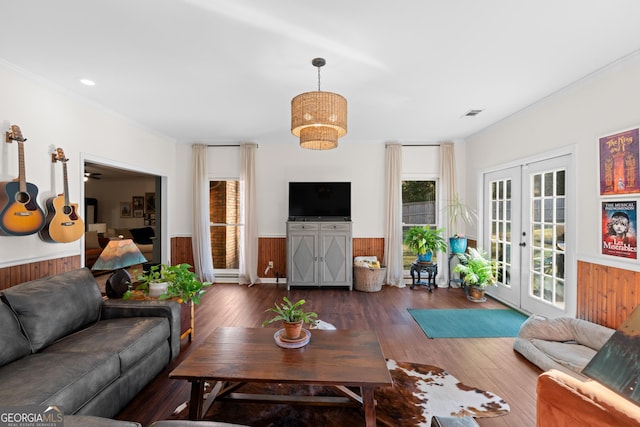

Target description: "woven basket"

left=353, top=266, right=386, bottom=292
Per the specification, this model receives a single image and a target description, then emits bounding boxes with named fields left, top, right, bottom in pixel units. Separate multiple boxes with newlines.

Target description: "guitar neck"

left=17, top=141, right=27, bottom=193
left=62, top=161, right=70, bottom=206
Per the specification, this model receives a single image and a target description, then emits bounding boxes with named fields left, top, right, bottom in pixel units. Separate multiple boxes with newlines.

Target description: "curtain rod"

left=386, top=143, right=441, bottom=147
left=206, top=144, right=259, bottom=148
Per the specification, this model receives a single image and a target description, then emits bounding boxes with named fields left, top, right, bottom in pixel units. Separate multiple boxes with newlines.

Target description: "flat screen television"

left=288, top=182, right=351, bottom=221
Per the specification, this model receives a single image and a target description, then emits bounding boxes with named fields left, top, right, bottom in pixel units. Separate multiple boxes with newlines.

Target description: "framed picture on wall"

left=601, top=200, right=637, bottom=259
left=120, top=202, right=132, bottom=218
left=145, top=192, right=156, bottom=213
left=599, top=128, right=640, bottom=195
left=133, top=209, right=143, bottom=218
left=132, top=196, right=144, bottom=211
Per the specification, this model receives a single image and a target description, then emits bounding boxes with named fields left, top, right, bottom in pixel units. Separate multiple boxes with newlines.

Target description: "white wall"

left=173, top=142, right=458, bottom=239
left=0, top=63, right=176, bottom=267
left=465, top=51, right=640, bottom=270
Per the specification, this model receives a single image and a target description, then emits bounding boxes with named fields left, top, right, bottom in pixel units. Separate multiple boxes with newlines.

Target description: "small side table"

left=126, top=290, right=194, bottom=341
left=410, top=261, right=438, bottom=292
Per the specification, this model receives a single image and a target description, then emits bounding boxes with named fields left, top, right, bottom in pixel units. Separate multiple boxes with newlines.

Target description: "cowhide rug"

left=172, top=359, right=509, bottom=426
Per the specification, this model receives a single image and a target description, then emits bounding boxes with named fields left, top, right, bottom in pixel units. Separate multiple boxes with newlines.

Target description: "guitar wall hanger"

left=6, top=130, right=27, bottom=143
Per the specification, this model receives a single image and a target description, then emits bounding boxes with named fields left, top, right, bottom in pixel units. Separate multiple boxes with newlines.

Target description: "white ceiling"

left=2, top=1, right=640, bottom=145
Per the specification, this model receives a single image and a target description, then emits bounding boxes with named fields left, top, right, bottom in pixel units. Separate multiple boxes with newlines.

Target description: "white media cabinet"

left=286, top=221, right=353, bottom=290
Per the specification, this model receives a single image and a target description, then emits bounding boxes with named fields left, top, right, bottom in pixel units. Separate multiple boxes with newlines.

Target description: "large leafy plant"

left=126, top=263, right=212, bottom=304
left=404, top=226, right=447, bottom=255
left=453, top=247, right=497, bottom=289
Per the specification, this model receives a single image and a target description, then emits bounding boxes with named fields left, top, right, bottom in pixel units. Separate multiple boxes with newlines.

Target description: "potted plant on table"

left=404, top=226, right=447, bottom=263
left=262, top=296, right=318, bottom=340
left=125, top=263, right=212, bottom=305
left=445, top=193, right=478, bottom=255
left=453, top=247, right=497, bottom=302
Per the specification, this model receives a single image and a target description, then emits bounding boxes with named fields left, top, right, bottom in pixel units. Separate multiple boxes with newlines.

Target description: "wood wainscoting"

left=577, top=260, right=640, bottom=329
left=170, top=236, right=385, bottom=280
left=0, top=255, right=81, bottom=291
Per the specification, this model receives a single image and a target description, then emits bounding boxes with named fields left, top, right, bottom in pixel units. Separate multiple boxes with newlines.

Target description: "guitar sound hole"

left=16, top=192, right=30, bottom=204
left=63, top=206, right=73, bottom=215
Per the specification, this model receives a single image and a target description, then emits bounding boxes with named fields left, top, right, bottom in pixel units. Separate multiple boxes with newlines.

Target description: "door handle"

left=519, top=242, right=526, bottom=247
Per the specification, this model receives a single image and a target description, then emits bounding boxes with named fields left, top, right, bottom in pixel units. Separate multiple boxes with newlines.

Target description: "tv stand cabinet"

left=286, top=221, right=352, bottom=290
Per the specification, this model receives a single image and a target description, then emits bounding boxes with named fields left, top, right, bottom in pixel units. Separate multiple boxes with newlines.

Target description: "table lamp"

left=91, top=237, right=147, bottom=298
left=87, top=223, right=107, bottom=236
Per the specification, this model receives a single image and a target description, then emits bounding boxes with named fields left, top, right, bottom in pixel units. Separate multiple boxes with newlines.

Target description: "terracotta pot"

left=283, top=320, right=303, bottom=339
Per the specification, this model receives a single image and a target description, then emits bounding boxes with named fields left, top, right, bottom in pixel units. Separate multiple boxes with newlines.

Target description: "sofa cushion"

left=531, top=339, right=597, bottom=372
left=44, top=317, right=170, bottom=372
left=2, top=268, right=103, bottom=352
left=129, top=227, right=155, bottom=244
left=0, top=302, right=31, bottom=365
left=0, top=351, right=119, bottom=413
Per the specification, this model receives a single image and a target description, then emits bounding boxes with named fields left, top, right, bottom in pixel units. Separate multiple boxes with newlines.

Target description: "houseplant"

left=404, top=226, right=447, bottom=263
left=126, top=263, right=212, bottom=305
left=262, top=296, right=318, bottom=340
left=445, top=193, right=478, bottom=254
left=453, top=247, right=497, bottom=302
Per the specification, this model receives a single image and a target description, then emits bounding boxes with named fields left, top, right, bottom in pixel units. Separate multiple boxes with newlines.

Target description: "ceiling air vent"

left=463, top=109, right=483, bottom=117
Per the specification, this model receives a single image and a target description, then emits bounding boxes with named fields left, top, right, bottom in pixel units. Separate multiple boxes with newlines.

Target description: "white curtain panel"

left=439, top=141, right=456, bottom=285
left=384, top=143, right=406, bottom=287
left=238, top=143, right=260, bottom=285
left=191, top=144, right=215, bottom=282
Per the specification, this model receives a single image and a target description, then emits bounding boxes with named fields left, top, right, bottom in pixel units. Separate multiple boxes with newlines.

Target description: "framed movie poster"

left=599, top=128, right=640, bottom=195
left=602, top=200, right=637, bottom=259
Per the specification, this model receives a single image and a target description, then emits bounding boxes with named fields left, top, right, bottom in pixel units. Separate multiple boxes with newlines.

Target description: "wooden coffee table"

left=169, top=326, right=393, bottom=426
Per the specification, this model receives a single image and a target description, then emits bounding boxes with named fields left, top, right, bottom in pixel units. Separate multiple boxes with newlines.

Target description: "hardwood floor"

left=116, top=282, right=541, bottom=426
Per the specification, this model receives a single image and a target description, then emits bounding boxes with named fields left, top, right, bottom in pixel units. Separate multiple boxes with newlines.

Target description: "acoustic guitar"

left=40, top=148, right=85, bottom=243
left=0, top=125, right=45, bottom=236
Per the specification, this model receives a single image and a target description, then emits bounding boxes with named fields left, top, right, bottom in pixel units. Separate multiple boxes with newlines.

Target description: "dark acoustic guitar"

left=0, top=125, right=45, bottom=236
left=40, top=147, right=85, bottom=243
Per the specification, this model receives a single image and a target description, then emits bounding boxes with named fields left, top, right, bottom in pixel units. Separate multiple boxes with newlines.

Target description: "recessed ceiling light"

left=80, top=79, right=96, bottom=86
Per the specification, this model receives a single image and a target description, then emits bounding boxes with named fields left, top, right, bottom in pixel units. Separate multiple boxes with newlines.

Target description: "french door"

left=483, top=154, right=574, bottom=318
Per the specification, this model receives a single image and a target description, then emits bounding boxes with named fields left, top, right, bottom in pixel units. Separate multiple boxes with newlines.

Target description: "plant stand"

left=409, top=261, right=438, bottom=292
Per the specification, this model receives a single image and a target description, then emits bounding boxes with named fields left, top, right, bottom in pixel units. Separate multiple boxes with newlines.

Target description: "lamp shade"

left=291, top=91, right=347, bottom=150
left=87, top=223, right=107, bottom=234
left=91, top=238, right=147, bottom=271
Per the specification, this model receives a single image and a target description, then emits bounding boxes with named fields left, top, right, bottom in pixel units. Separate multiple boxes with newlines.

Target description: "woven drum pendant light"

left=291, top=58, right=347, bottom=150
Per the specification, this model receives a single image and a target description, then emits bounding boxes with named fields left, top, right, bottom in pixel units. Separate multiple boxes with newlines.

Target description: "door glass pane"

left=489, top=178, right=512, bottom=288
left=528, top=168, right=566, bottom=310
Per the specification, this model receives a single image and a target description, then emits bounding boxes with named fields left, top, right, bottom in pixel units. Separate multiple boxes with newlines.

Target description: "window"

left=209, top=180, right=242, bottom=271
left=402, top=180, right=437, bottom=269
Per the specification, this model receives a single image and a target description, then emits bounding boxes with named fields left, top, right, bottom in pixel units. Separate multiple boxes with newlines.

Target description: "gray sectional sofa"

left=0, top=268, right=181, bottom=418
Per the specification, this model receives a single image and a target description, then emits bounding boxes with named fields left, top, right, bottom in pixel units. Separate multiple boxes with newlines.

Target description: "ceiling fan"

left=84, top=170, right=102, bottom=180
